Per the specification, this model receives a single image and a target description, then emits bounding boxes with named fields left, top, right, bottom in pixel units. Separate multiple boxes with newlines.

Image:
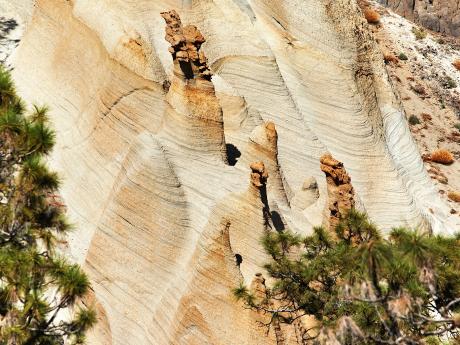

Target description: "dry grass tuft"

left=421, top=113, right=432, bottom=122
left=453, top=59, right=460, bottom=71
left=364, top=8, right=380, bottom=24
left=357, top=0, right=370, bottom=9
left=412, top=27, right=427, bottom=40
left=384, top=53, right=398, bottom=64
left=448, top=191, right=460, bottom=203
left=430, top=149, right=455, bottom=165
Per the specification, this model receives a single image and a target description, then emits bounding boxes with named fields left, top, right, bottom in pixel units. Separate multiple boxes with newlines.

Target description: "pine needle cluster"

left=0, top=66, right=95, bottom=344
left=234, top=209, right=460, bottom=344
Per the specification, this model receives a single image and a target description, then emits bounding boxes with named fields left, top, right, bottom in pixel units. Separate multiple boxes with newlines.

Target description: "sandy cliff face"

left=2, top=0, right=456, bottom=344
left=379, top=0, right=460, bottom=36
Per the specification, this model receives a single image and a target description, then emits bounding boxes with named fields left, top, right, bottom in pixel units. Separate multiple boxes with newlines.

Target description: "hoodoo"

left=161, top=9, right=212, bottom=81
left=320, top=154, right=355, bottom=231
left=161, top=10, right=227, bottom=163
left=1, top=0, right=458, bottom=344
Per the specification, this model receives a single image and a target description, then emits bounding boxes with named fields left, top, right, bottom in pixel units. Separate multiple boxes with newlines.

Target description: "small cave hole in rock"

left=226, top=143, right=241, bottom=166
left=271, top=211, right=285, bottom=231
left=235, top=254, right=243, bottom=266
left=179, top=60, right=195, bottom=80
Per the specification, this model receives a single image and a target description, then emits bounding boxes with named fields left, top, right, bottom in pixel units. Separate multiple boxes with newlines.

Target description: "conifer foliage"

left=234, top=209, right=460, bottom=344
left=0, top=67, right=95, bottom=344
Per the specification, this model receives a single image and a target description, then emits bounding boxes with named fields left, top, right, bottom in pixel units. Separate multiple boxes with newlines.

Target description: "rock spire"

left=320, top=154, right=355, bottom=230
left=161, top=10, right=212, bottom=80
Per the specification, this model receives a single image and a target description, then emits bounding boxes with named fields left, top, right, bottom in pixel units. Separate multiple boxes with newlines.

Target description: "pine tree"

left=0, top=66, right=96, bottom=344
left=235, top=209, right=460, bottom=344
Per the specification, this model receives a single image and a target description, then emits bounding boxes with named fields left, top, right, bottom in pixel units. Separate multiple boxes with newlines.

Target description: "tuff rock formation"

left=250, top=161, right=269, bottom=188
left=379, top=0, right=460, bottom=37
left=320, top=154, right=355, bottom=230
left=1, top=0, right=457, bottom=344
left=161, top=9, right=212, bottom=80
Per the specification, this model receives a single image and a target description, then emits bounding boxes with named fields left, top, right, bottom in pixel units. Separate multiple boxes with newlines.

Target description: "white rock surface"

left=1, top=0, right=455, bottom=344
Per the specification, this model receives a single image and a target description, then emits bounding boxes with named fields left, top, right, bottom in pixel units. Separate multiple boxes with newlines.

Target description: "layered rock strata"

left=3, top=0, right=456, bottom=344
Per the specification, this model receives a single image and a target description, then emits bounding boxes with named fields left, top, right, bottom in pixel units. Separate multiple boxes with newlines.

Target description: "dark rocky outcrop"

left=379, top=0, right=460, bottom=37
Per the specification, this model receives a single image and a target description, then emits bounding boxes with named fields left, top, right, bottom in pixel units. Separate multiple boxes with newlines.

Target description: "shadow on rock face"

left=235, top=253, right=243, bottom=266
left=179, top=60, right=195, bottom=80
left=271, top=210, right=285, bottom=231
left=226, top=143, right=241, bottom=166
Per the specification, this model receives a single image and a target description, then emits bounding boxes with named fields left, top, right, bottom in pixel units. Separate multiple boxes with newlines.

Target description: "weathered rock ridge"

left=1, top=0, right=456, bottom=344
left=320, top=154, right=355, bottom=231
left=379, top=0, right=460, bottom=37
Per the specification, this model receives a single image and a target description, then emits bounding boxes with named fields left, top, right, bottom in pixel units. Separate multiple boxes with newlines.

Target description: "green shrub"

left=454, top=123, right=460, bottom=132
left=412, top=27, right=427, bottom=40
left=0, top=66, right=96, bottom=344
left=408, top=115, right=420, bottom=125
left=398, top=52, right=408, bottom=60
left=445, top=76, right=457, bottom=89
left=440, top=98, right=446, bottom=109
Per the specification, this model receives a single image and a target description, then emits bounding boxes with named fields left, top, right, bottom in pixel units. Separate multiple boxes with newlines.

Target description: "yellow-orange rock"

left=320, top=154, right=355, bottom=230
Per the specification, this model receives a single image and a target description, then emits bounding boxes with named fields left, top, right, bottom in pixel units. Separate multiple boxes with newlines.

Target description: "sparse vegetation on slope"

left=0, top=67, right=95, bottom=344
left=453, top=60, right=460, bottom=71
left=398, top=52, right=408, bottom=61
left=363, top=8, right=380, bottom=24
left=235, top=210, right=460, bottom=344
left=448, top=191, right=460, bottom=203
left=430, top=149, right=455, bottom=165
left=408, top=114, right=420, bottom=125
left=443, top=76, right=458, bottom=89
left=412, top=27, right=427, bottom=40
left=383, top=53, right=398, bottom=64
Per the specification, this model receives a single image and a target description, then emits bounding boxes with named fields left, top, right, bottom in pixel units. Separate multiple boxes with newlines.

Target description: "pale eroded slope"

left=2, top=0, right=456, bottom=344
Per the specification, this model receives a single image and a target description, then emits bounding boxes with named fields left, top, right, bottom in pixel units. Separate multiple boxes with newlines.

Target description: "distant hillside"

left=379, top=0, right=460, bottom=37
